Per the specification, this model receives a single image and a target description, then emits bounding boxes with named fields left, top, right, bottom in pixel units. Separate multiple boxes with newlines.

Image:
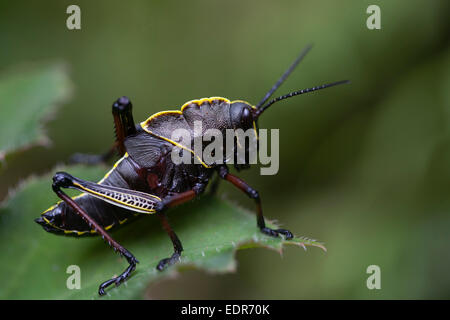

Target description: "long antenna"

left=256, top=44, right=313, bottom=109
left=256, top=80, right=350, bottom=116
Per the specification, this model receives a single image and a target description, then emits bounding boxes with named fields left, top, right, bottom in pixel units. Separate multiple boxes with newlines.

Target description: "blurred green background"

left=0, top=0, right=449, bottom=299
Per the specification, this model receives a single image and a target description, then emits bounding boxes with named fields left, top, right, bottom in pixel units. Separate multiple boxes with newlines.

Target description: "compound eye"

left=241, top=107, right=253, bottom=128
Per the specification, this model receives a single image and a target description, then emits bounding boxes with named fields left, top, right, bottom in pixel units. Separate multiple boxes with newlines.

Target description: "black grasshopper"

left=35, top=45, right=348, bottom=295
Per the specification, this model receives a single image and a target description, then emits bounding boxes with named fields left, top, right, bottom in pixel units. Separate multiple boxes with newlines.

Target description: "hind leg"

left=49, top=172, right=196, bottom=285
left=49, top=171, right=168, bottom=295
left=51, top=175, right=138, bottom=295
left=69, top=96, right=137, bottom=164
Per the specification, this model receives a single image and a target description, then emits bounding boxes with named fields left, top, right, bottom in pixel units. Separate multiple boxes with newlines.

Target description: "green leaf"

left=0, top=165, right=325, bottom=300
left=0, top=63, right=71, bottom=167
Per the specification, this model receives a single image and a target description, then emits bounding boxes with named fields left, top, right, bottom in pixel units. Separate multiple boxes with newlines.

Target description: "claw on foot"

left=98, top=262, right=137, bottom=296
left=156, top=252, right=181, bottom=271
left=261, top=227, right=294, bottom=240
